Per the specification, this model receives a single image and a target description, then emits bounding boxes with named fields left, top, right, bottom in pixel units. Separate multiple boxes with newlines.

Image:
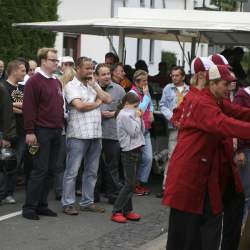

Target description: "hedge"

left=0, top=0, right=58, bottom=64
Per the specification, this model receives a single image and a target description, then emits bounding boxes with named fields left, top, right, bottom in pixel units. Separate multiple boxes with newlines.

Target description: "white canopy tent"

left=13, top=8, right=250, bottom=62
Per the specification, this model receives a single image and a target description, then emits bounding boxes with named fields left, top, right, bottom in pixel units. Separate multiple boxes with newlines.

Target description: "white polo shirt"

left=64, top=77, right=102, bottom=139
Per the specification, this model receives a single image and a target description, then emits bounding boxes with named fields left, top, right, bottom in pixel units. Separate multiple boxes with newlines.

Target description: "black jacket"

left=0, top=81, right=16, bottom=140
left=0, top=71, right=7, bottom=82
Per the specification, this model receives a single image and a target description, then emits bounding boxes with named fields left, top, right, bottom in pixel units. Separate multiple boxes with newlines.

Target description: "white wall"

left=165, top=0, right=193, bottom=9
left=160, top=0, right=210, bottom=73
left=112, top=0, right=163, bottom=74
left=56, top=0, right=111, bottom=63
left=55, top=0, right=209, bottom=75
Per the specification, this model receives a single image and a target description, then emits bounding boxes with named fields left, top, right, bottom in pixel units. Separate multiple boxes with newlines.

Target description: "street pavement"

left=0, top=176, right=168, bottom=250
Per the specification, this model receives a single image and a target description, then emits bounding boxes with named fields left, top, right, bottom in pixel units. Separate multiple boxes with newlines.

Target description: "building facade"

left=55, top=0, right=236, bottom=74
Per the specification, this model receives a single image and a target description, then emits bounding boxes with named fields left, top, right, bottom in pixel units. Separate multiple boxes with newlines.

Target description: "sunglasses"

left=47, top=59, right=59, bottom=63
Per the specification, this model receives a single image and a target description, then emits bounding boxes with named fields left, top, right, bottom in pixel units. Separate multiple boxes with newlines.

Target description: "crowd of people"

left=0, top=46, right=250, bottom=250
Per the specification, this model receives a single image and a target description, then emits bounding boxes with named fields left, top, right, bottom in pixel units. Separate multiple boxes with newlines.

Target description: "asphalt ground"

left=0, top=175, right=168, bottom=250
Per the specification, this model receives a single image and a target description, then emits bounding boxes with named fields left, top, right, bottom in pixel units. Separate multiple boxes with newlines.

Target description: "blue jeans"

left=137, top=130, right=152, bottom=183
left=61, top=138, right=102, bottom=207
left=54, top=135, right=66, bottom=197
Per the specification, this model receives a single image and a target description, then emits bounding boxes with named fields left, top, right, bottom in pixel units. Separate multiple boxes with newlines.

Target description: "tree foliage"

left=0, top=0, right=58, bottom=64
left=210, top=0, right=246, bottom=11
left=161, top=51, right=177, bottom=68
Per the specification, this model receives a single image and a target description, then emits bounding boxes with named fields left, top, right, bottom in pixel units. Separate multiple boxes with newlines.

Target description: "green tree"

left=242, top=50, right=250, bottom=82
left=161, top=51, right=177, bottom=68
left=0, top=0, right=58, bottom=64
left=210, top=0, right=246, bottom=11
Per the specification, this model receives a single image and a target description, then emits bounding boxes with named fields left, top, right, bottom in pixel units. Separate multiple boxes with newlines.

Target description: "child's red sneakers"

left=135, top=185, right=151, bottom=196
left=135, top=185, right=145, bottom=196
left=142, top=186, right=150, bottom=195
left=111, top=213, right=127, bottom=223
left=126, top=212, right=141, bottom=221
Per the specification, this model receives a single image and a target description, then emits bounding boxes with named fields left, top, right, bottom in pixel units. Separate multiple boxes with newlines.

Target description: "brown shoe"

left=63, top=205, right=79, bottom=215
left=80, top=203, right=105, bottom=213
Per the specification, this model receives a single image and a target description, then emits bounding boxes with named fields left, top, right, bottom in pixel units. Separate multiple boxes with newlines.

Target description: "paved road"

left=0, top=176, right=168, bottom=250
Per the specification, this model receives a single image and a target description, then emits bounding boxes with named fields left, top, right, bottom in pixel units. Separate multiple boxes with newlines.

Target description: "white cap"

left=61, top=56, right=74, bottom=64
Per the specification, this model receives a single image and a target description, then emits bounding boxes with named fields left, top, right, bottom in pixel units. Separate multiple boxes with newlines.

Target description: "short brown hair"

left=110, top=63, right=123, bottom=76
left=116, top=92, right=140, bottom=117
left=75, top=57, right=92, bottom=68
left=133, top=69, right=148, bottom=83
left=37, top=48, right=57, bottom=65
left=95, top=63, right=110, bottom=75
left=171, top=66, right=185, bottom=77
left=105, top=52, right=119, bottom=63
left=7, top=60, right=25, bottom=75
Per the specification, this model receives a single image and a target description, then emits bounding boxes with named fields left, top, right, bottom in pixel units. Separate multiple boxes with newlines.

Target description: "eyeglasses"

left=47, top=59, right=59, bottom=63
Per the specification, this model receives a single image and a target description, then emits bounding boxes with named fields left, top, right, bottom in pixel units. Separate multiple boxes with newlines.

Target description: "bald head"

left=28, top=60, right=37, bottom=77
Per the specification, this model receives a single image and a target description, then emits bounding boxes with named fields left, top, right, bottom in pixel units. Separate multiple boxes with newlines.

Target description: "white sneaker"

left=3, top=196, right=16, bottom=204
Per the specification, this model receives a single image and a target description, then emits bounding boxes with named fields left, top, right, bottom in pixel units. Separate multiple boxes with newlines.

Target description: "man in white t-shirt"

left=62, top=57, right=112, bottom=215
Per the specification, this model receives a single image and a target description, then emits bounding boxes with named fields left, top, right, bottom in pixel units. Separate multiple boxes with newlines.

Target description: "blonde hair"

left=133, top=69, right=148, bottom=83
left=190, top=72, right=208, bottom=87
left=190, top=74, right=198, bottom=86
left=37, top=48, right=57, bottom=65
left=60, top=67, right=76, bottom=87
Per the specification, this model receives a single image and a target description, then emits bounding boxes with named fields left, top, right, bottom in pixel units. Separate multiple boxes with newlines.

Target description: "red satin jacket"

left=163, top=88, right=250, bottom=215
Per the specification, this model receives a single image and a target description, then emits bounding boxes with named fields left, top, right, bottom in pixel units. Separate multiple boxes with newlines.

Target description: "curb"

left=137, top=233, right=167, bottom=250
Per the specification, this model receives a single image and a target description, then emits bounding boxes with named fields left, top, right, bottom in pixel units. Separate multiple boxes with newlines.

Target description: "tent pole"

left=190, top=37, right=196, bottom=64
left=118, top=29, right=125, bottom=63
left=175, top=34, right=189, bottom=64
left=104, top=28, right=118, bottom=56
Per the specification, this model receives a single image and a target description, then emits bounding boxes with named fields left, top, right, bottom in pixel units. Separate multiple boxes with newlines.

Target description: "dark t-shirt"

left=3, top=80, right=25, bottom=136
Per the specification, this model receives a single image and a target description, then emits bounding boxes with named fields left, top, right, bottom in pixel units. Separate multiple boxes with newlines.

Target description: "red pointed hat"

left=191, top=57, right=214, bottom=74
left=208, top=65, right=236, bottom=82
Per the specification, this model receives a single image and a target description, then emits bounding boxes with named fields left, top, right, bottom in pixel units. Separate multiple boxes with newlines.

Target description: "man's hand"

left=26, top=134, right=37, bottom=146
left=95, top=98, right=102, bottom=107
left=1, top=139, right=11, bottom=148
left=86, top=76, right=97, bottom=88
left=142, top=85, right=149, bottom=96
left=170, top=117, right=180, bottom=129
left=13, top=107, right=22, bottom=114
left=236, top=152, right=246, bottom=167
left=102, top=111, right=115, bottom=118
left=13, top=102, right=23, bottom=114
left=13, top=102, right=23, bottom=109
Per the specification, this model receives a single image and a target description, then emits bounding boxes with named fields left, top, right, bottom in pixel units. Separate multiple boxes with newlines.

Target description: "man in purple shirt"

left=22, top=48, right=64, bottom=220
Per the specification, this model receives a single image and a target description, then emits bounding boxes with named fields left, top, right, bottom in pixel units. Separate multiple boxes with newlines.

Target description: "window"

left=137, top=39, right=143, bottom=61
left=63, top=34, right=80, bottom=61
left=150, top=0, right=155, bottom=8
left=140, top=0, right=146, bottom=7
left=149, top=40, right=155, bottom=64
